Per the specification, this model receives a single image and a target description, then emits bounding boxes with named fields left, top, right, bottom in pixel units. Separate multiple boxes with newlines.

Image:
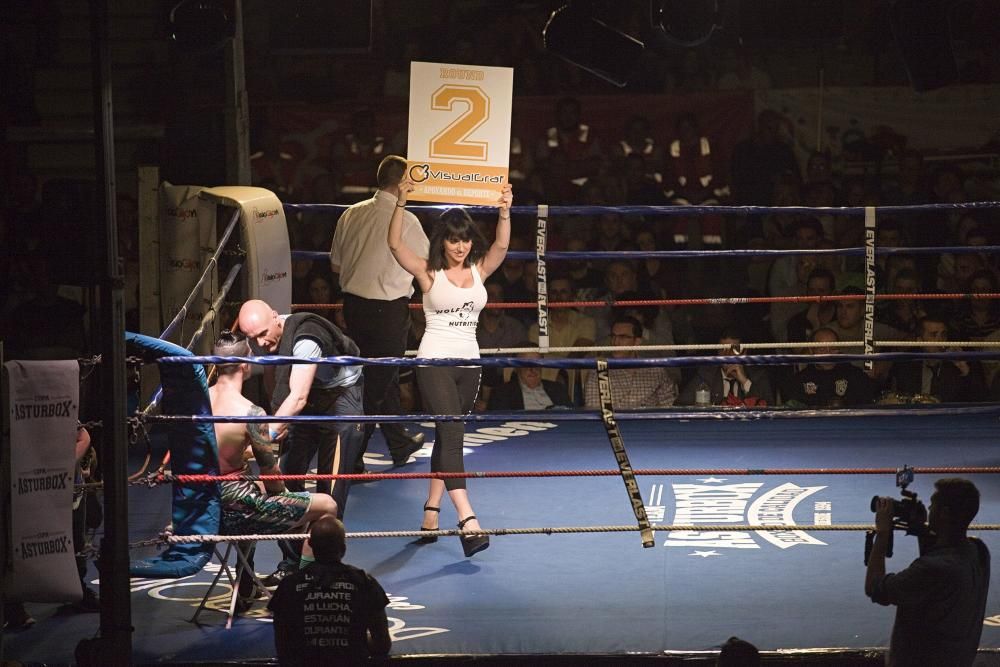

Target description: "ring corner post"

left=89, top=0, right=132, bottom=663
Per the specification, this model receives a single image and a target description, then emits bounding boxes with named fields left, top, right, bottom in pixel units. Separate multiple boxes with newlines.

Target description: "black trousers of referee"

left=342, top=293, right=414, bottom=462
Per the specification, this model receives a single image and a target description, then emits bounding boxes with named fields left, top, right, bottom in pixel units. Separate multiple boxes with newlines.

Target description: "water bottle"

left=695, top=382, right=711, bottom=407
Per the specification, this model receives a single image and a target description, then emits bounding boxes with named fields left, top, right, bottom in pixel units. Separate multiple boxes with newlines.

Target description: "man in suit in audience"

left=891, top=315, right=986, bottom=402
left=679, top=329, right=774, bottom=406
left=488, top=348, right=572, bottom=410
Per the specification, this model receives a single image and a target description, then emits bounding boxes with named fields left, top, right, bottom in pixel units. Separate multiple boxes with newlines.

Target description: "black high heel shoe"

left=417, top=505, right=440, bottom=544
left=458, top=515, right=489, bottom=557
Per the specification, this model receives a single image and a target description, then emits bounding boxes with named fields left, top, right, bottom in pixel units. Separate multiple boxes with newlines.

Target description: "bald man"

left=238, top=300, right=365, bottom=584
left=237, top=299, right=364, bottom=512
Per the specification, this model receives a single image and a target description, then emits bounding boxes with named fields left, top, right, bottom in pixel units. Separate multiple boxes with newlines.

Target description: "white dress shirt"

left=330, top=189, right=429, bottom=300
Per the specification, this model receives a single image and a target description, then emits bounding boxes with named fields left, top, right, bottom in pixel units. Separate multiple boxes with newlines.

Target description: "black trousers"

left=276, top=382, right=364, bottom=570
left=342, top=293, right=413, bottom=456
left=415, top=366, right=481, bottom=491
left=280, top=381, right=364, bottom=515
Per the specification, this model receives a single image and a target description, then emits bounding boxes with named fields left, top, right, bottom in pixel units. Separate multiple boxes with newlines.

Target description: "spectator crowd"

left=271, top=96, right=1000, bottom=412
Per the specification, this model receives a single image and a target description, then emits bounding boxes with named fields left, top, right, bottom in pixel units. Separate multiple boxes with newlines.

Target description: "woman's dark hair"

left=427, top=208, right=489, bottom=270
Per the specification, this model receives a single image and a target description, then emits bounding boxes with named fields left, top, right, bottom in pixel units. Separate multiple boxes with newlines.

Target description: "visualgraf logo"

left=645, top=479, right=831, bottom=554
left=409, top=163, right=430, bottom=182
left=408, top=163, right=504, bottom=185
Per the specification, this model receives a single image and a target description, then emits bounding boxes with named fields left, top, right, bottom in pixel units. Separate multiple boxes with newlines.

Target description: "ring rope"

left=157, top=350, right=1000, bottom=369
left=283, top=200, right=1000, bottom=217
left=181, top=262, right=243, bottom=353
left=595, top=357, right=654, bottom=547
left=166, top=467, right=1000, bottom=485
left=163, top=523, right=1000, bottom=544
left=294, top=292, right=1000, bottom=314
left=477, top=341, right=1000, bottom=355
left=292, top=245, right=1000, bottom=263
left=160, top=208, right=242, bottom=342
left=145, top=404, right=1000, bottom=425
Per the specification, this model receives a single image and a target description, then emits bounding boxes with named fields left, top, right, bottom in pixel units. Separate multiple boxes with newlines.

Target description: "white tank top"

left=418, top=264, right=487, bottom=359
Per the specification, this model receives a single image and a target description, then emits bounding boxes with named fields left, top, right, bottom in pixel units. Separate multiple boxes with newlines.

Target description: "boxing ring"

left=5, top=195, right=1000, bottom=665
left=4, top=410, right=1000, bottom=663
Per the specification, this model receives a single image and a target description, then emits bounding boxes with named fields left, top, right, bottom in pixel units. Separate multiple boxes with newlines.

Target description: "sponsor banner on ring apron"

left=4, top=360, right=82, bottom=601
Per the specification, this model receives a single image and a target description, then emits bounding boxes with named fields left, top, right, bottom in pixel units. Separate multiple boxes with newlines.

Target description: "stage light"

left=889, top=0, right=958, bottom=92
left=169, top=0, right=235, bottom=52
left=644, top=0, right=727, bottom=51
left=543, top=2, right=646, bottom=88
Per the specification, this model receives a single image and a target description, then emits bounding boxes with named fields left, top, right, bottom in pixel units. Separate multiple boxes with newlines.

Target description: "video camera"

left=864, top=466, right=928, bottom=564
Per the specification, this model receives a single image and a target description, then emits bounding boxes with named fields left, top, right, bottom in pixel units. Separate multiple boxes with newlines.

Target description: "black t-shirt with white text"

left=268, top=559, right=389, bottom=666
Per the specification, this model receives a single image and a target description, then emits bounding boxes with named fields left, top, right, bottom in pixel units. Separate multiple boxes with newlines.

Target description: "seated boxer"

left=210, top=331, right=337, bottom=543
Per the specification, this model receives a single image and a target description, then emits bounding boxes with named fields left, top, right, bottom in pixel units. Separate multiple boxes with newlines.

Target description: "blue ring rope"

left=159, top=350, right=1000, bottom=369
left=284, top=201, right=1000, bottom=217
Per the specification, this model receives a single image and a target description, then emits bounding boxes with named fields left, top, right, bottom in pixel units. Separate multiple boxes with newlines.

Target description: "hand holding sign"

left=498, top=183, right=513, bottom=215
left=397, top=177, right=416, bottom=206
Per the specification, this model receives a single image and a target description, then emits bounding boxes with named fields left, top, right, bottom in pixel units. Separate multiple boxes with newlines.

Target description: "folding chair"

left=191, top=540, right=272, bottom=628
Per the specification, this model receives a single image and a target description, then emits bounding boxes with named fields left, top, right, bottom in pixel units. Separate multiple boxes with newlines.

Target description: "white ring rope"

left=404, top=339, right=1000, bottom=356
left=164, top=523, right=1000, bottom=543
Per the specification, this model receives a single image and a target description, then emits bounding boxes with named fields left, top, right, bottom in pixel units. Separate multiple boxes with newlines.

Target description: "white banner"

left=407, top=61, right=513, bottom=206
left=757, top=84, right=1000, bottom=168
left=159, top=182, right=218, bottom=350
left=4, top=360, right=82, bottom=602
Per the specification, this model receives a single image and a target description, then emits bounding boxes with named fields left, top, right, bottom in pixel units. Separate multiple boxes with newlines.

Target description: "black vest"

left=270, top=313, right=360, bottom=413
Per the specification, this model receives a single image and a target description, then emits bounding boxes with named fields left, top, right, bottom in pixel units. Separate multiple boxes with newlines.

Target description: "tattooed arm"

left=247, top=405, right=286, bottom=494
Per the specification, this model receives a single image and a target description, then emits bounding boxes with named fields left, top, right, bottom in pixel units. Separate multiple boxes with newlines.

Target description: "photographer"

left=865, top=478, right=990, bottom=666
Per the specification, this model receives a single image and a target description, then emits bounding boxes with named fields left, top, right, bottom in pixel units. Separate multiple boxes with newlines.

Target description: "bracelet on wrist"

left=396, top=202, right=406, bottom=208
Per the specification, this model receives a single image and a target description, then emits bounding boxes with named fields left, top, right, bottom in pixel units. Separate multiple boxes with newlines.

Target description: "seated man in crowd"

left=209, top=331, right=338, bottom=600
left=785, top=268, right=837, bottom=344
left=780, top=328, right=875, bottom=407
left=890, top=315, right=987, bottom=402
left=875, top=267, right=925, bottom=338
left=584, top=316, right=677, bottom=409
left=488, top=346, right=572, bottom=411
left=529, top=274, right=597, bottom=403
left=678, top=329, right=774, bottom=406
left=828, top=286, right=905, bottom=388
left=476, top=282, right=528, bottom=409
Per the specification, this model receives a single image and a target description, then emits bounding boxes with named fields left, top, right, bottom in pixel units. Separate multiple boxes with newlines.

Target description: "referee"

left=330, top=155, right=427, bottom=470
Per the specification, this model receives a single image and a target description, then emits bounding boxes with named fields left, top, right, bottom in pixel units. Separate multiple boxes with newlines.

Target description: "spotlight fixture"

left=543, top=2, right=646, bottom=88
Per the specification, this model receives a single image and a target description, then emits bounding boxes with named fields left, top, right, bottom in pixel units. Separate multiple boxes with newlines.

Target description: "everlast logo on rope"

left=13, top=400, right=74, bottom=420
left=20, top=535, right=71, bottom=560
left=864, top=229, right=876, bottom=356
left=535, top=217, right=548, bottom=335
left=18, top=472, right=71, bottom=495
